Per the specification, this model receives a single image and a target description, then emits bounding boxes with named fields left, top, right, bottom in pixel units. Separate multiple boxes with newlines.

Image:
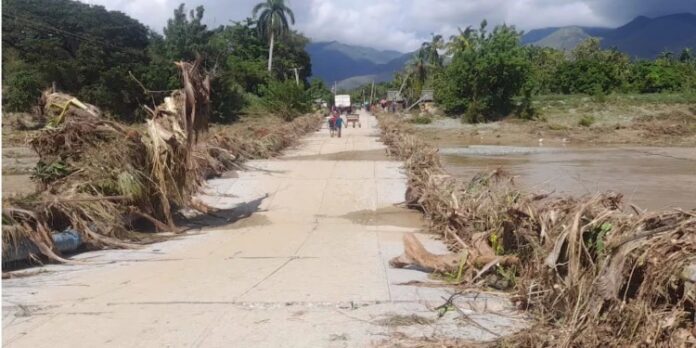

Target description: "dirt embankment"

left=416, top=99, right=696, bottom=147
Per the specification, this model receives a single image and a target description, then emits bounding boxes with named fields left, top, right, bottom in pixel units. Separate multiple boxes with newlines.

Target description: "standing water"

left=439, top=145, right=696, bottom=211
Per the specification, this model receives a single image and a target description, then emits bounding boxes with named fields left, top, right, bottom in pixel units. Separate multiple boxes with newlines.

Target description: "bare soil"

left=416, top=100, right=696, bottom=147
left=2, top=144, right=39, bottom=198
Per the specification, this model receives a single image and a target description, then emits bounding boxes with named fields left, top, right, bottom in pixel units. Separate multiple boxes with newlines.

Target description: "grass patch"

left=546, top=123, right=570, bottom=131
left=408, top=115, right=433, bottom=124
left=374, top=314, right=436, bottom=327
left=535, top=92, right=696, bottom=110
left=578, top=115, right=596, bottom=127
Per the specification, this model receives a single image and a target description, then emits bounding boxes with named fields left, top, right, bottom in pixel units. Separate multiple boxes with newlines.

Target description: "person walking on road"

left=328, top=114, right=336, bottom=137
left=334, top=114, right=344, bottom=138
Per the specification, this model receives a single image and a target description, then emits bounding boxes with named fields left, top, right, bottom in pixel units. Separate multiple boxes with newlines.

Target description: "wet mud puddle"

left=440, top=145, right=696, bottom=211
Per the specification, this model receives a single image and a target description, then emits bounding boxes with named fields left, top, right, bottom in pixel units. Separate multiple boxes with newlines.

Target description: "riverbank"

left=409, top=94, right=696, bottom=211
left=377, top=112, right=696, bottom=347
left=416, top=93, right=696, bottom=147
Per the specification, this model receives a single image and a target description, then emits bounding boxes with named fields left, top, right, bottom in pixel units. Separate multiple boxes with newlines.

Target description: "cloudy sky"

left=81, top=0, right=696, bottom=52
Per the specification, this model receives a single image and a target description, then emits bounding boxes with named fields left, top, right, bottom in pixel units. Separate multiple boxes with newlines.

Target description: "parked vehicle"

left=334, top=94, right=351, bottom=114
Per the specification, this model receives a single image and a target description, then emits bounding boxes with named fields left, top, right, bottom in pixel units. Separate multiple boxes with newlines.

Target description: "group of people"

left=327, top=110, right=344, bottom=138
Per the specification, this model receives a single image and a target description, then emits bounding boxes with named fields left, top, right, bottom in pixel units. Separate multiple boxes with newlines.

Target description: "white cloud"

left=79, top=0, right=695, bottom=52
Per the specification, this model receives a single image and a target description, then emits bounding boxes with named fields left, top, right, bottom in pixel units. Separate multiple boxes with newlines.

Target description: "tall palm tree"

left=253, top=0, right=295, bottom=72
left=420, top=34, right=444, bottom=67
left=447, top=26, right=474, bottom=55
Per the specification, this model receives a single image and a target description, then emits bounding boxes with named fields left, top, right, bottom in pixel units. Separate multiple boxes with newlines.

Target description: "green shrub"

left=260, top=79, right=310, bottom=121
left=2, top=69, right=43, bottom=112
left=516, top=88, right=538, bottom=120
left=578, top=115, right=596, bottom=127
left=591, top=84, right=608, bottom=103
left=409, top=115, right=432, bottom=124
left=547, top=123, right=569, bottom=131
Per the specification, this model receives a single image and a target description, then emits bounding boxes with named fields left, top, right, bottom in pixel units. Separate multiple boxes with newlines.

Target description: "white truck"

left=334, top=94, right=351, bottom=114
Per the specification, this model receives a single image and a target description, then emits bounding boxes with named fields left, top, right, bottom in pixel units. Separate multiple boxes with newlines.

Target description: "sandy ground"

left=2, top=111, right=526, bottom=347
left=2, top=146, right=38, bottom=198
left=415, top=102, right=696, bottom=147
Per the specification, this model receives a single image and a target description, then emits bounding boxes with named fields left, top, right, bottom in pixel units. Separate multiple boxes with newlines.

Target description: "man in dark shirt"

left=334, top=115, right=344, bottom=138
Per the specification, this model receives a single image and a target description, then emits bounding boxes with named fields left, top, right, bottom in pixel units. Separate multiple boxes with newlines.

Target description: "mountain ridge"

left=523, top=13, right=696, bottom=58
left=308, top=13, right=696, bottom=89
left=307, top=41, right=413, bottom=89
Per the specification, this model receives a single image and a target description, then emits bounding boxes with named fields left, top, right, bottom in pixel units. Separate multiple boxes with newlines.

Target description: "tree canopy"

left=2, top=0, right=313, bottom=123
left=391, top=20, right=696, bottom=122
left=433, top=22, right=531, bottom=121
left=253, top=0, right=296, bottom=72
left=2, top=0, right=151, bottom=118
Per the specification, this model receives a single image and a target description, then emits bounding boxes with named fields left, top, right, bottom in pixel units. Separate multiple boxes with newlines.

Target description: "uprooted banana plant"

left=2, top=59, right=321, bottom=264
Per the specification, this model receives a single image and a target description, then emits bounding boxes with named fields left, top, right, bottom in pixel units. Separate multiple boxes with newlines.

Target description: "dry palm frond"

left=4, top=59, right=321, bottom=264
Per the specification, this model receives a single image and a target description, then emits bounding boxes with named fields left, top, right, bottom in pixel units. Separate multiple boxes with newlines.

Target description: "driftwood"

left=390, top=233, right=518, bottom=275
left=390, top=233, right=463, bottom=273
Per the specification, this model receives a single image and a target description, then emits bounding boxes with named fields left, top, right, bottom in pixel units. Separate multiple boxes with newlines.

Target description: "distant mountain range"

left=306, top=41, right=413, bottom=90
left=523, top=13, right=696, bottom=58
left=309, top=13, right=696, bottom=89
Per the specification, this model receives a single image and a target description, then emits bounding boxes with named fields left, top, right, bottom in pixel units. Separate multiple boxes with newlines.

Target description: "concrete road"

left=2, top=111, right=525, bottom=347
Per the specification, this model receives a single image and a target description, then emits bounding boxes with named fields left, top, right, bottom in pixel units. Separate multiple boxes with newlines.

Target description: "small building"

left=420, top=89, right=434, bottom=102
left=387, top=90, right=404, bottom=103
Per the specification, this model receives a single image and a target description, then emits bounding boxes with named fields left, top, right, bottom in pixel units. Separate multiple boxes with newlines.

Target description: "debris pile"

left=2, top=60, right=321, bottom=263
left=377, top=113, right=696, bottom=347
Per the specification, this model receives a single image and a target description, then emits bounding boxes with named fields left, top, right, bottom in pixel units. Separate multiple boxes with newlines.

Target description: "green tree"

left=211, top=19, right=268, bottom=94
left=260, top=79, right=309, bottom=121
left=433, top=21, right=531, bottom=122
left=525, top=46, right=565, bottom=94
left=421, top=34, right=445, bottom=67
left=406, top=53, right=429, bottom=100
left=308, top=78, right=332, bottom=105
left=146, top=4, right=219, bottom=92
left=447, top=26, right=475, bottom=55
left=2, top=0, right=150, bottom=118
left=679, top=48, right=693, bottom=63
left=270, top=30, right=312, bottom=83
left=163, top=4, right=216, bottom=62
left=629, top=58, right=683, bottom=93
left=252, top=0, right=295, bottom=73
left=554, top=38, right=630, bottom=94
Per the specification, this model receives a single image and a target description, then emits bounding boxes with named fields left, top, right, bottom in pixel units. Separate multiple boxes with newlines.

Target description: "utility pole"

left=290, top=67, right=303, bottom=86
left=370, top=81, right=375, bottom=104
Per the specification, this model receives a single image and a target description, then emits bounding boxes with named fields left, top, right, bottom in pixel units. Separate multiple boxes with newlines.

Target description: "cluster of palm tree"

left=253, top=0, right=295, bottom=72
left=398, top=34, right=445, bottom=101
left=398, top=26, right=479, bottom=102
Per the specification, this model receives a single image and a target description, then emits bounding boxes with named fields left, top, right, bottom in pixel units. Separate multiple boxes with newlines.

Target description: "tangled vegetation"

left=2, top=59, right=321, bottom=263
left=377, top=113, right=696, bottom=347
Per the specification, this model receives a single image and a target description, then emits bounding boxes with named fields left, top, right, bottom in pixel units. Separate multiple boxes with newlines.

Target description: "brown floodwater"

left=438, top=145, right=696, bottom=211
